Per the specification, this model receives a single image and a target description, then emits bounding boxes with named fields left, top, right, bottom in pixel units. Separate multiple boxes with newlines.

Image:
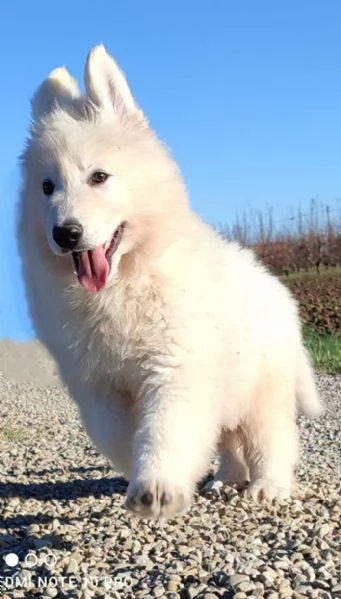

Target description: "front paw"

left=125, top=479, right=191, bottom=518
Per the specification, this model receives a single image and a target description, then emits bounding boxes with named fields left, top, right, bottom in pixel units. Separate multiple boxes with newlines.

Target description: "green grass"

left=0, top=422, right=29, bottom=442
left=303, top=326, right=341, bottom=374
left=281, top=265, right=341, bottom=281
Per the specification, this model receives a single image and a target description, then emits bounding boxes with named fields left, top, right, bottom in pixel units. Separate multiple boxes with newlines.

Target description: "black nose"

left=52, top=220, right=83, bottom=251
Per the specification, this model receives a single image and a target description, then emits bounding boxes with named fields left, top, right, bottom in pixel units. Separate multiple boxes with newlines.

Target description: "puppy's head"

left=21, top=45, right=187, bottom=292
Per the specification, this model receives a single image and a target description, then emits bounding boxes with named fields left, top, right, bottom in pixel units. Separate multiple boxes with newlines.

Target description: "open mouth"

left=72, top=223, right=125, bottom=292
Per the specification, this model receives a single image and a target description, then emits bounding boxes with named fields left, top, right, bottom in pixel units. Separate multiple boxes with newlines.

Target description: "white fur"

left=17, top=45, right=323, bottom=518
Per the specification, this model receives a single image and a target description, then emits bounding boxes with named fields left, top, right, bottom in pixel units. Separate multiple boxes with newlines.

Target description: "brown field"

left=283, top=273, right=341, bottom=335
left=219, top=199, right=341, bottom=276
left=218, top=199, right=341, bottom=336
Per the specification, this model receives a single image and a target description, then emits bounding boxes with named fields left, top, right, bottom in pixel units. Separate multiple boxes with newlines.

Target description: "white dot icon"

left=4, top=553, right=19, bottom=567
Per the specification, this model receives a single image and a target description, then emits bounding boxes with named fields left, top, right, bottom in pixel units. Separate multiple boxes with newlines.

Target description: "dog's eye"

left=42, top=179, right=55, bottom=196
left=90, top=171, right=109, bottom=185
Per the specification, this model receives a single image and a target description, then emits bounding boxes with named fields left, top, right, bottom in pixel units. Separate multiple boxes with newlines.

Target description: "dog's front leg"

left=76, top=389, right=134, bottom=479
left=125, top=373, right=219, bottom=518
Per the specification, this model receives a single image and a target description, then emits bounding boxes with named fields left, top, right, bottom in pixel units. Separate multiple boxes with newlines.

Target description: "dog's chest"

left=60, top=283, right=167, bottom=394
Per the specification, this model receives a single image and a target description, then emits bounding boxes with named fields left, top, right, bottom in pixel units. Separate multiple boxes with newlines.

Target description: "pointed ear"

left=31, top=66, right=80, bottom=121
left=84, top=44, right=147, bottom=125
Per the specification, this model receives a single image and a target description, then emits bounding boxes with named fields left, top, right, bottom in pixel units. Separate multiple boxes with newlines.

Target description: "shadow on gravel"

left=0, top=529, right=75, bottom=556
left=0, top=475, right=128, bottom=502
left=24, top=465, right=112, bottom=477
left=0, top=515, right=80, bottom=561
left=0, top=512, right=70, bottom=529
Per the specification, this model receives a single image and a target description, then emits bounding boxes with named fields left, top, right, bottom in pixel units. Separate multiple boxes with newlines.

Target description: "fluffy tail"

left=296, top=345, right=324, bottom=418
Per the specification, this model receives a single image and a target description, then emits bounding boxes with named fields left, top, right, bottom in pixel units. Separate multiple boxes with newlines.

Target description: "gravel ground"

left=0, top=341, right=340, bottom=599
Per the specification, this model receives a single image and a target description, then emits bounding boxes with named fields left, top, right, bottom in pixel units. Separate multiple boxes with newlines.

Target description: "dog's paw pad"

left=126, top=480, right=189, bottom=518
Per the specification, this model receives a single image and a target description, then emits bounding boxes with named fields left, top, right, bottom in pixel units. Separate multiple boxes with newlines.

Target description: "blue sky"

left=1, top=1, right=341, bottom=339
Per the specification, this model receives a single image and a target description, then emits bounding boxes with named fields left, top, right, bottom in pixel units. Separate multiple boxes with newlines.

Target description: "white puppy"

left=17, top=45, right=323, bottom=518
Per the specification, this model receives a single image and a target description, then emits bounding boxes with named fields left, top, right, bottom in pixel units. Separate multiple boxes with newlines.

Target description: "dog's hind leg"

left=242, top=381, right=299, bottom=501
left=214, top=428, right=249, bottom=485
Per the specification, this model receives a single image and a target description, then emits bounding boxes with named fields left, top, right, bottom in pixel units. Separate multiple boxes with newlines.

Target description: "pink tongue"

left=77, top=247, right=109, bottom=292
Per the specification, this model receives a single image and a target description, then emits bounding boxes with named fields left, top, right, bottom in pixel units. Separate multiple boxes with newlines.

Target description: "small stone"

left=315, top=581, right=331, bottom=590
left=65, top=559, right=79, bottom=575
left=316, top=524, right=331, bottom=538
left=296, top=586, right=312, bottom=595
left=51, top=518, right=60, bottom=531
left=185, top=567, right=200, bottom=577
left=332, top=584, right=341, bottom=594
left=28, top=524, right=40, bottom=534
left=132, top=540, right=141, bottom=552
left=184, top=587, right=199, bottom=599
left=214, top=571, right=229, bottom=586
left=294, top=575, right=307, bottom=586
left=301, top=564, right=315, bottom=582
left=237, top=582, right=255, bottom=593
left=96, top=561, right=110, bottom=570
left=33, top=538, right=52, bottom=550
left=319, top=540, right=330, bottom=550
left=260, top=568, right=277, bottom=584
left=317, top=567, right=332, bottom=580
left=204, top=479, right=223, bottom=493
left=292, top=552, right=304, bottom=563
left=229, top=574, right=250, bottom=588
left=274, top=560, right=290, bottom=570
left=69, top=551, right=83, bottom=564
left=0, top=534, right=16, bottom=545
left=169, top=574, right=181, bottom=583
